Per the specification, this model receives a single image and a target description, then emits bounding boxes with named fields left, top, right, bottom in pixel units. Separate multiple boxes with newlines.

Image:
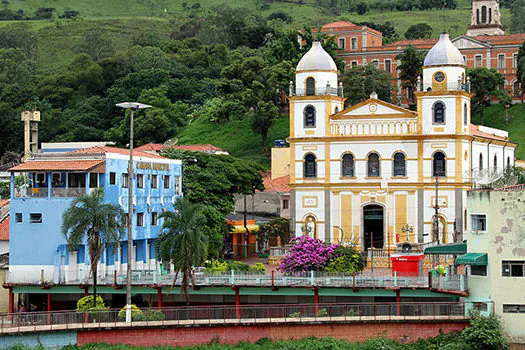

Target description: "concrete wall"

left=466, top=189, right=525, bottom=343
left=0, top=331, right=76, bottom=349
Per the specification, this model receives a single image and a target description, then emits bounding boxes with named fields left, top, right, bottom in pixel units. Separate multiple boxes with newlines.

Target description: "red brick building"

left=311, top=1, right=524, bottom=104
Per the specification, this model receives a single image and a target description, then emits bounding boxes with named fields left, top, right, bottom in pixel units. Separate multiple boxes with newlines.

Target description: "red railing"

left=0, top=302, right=472, bottom=334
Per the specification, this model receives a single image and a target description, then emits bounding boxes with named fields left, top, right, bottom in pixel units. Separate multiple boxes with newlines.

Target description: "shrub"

left=204, top=259, right=228, bottom=273
left=117, top=304, right=145, bottom=321
left=316, top=308, right=329, bottom=317
left=325, top=246, right=364, bottom=273
left=462, top=311, right=508, bottom=349
left=346, top=309, right=358, bottom=317
left=145, top=309, right=165, bottom=321
left=76, top=295, right=106, bottom=311
left=279, top=235, right=339, bottom=273
left=227, top=260, right=250, bottom=272
left=250, top=262, right=266, bottom=274
left=288, top=311, right=301, bottom=318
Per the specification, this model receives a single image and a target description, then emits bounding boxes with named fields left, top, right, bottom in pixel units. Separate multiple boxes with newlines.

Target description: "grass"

left=177, top=116, right=290, bottom=168
left=472, top=103, right=525, bottom=160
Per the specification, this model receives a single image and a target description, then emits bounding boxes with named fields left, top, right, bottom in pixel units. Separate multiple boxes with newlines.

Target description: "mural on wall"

left=497, top=191, right=525, bottom=257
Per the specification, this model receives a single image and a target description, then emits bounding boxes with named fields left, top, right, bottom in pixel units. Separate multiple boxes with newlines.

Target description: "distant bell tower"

left=21, top=110, right=40, bottom=161
left=466, top=0, right=504, bottom=36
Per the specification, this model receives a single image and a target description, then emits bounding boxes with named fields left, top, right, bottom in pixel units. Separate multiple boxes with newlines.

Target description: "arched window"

left=433, top=152, right=446, bottom=177
left=489, top=8, right=492, bottom=23
left=306, top=77, right=315, bottom=96
left=341, top=153, right=355, bottom=177
left=513, top=81, right=520, bottom=97
left=304, top=105, right=316, bottom=127
left=367, top=153, right=380, bottom=177
left=481, top=6, right=487, bottom=23
left=463, top=103, right=468, bottom=126
left=479, top=153, right=483, bottom=170
left=334, top=106, right=339, bottom=114
left=304, top=154, right=317, bottom=178
left=494, top=154, right=498, bottom=170
left=393, top=152, right=406, bottom=176
left=433, top=102, right=445, bottom=123
left=476, top=8, right=480, bottom=24
left=507, top=156, right=511, bottom=168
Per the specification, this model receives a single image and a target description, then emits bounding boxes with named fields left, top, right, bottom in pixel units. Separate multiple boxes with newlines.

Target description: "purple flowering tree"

left=279, top=235, right=339, bottom=273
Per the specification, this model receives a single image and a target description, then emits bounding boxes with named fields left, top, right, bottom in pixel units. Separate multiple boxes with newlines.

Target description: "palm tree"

left=156, top=197, right=208, bottom=305
left=62, top=188, right=125, bottom=303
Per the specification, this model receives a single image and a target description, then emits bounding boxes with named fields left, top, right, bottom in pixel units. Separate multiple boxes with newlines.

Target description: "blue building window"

left=151, top=174, right=158, bottom=188
left=109, top=172, right=116, bottom=185
left=15, top=213, right=22, bottom=223
left=151, top=212, right=158, bottom=226
left=122, top=173, right=129, bottom=188
left=137, top=174, right=144, bottom=188
left=30, top=213, right=42, bottom=223
left=137, top=213, right=144, bottom=227
left=163, top=175, right=170, bottom=189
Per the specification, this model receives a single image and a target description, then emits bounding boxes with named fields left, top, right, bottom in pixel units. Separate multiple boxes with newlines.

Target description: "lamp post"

left=401, top=224, right=413, bottom=242
left=116, top=102, right=152, bottom=323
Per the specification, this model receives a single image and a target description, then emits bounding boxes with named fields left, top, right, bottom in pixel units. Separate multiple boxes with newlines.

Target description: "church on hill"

left=287, top=34, right=517, bottom=251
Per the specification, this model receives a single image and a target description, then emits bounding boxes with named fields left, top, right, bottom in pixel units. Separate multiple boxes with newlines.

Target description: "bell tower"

left=466, top=0, right=504, bottom=36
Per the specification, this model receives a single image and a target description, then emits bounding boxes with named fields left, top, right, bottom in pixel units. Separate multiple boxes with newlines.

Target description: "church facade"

left=288, top=35, right=517, bottom=250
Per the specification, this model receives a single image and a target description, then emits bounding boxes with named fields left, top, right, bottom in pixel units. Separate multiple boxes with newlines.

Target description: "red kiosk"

left=391, top=253, right=425, bottom=276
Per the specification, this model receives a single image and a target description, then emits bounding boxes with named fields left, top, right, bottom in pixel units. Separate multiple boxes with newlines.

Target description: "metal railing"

left=0, top=302, right=473, bottom=334
left=294, top=87, right=341, bottom=97
left=6, top=269, right=467, bottom=292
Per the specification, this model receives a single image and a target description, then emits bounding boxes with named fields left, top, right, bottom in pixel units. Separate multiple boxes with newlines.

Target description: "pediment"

left=332, top=98, right=417, bottom=120
left=452, top=35, right=491, bottom=49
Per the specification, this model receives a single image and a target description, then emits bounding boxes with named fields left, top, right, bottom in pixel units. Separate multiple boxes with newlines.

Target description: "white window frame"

left=497, top=54, right=505, bottom=69
left=475, top=55, right=483, bottom=68
left=470, top=213, right=487, bottom=232
left=351, top=37, right=358, bottom=50
left=137, top=212, right=144, bottom=227
left=351, top=60, right=358, bottom=67
left=371, top=60, right=379, bottom=68
left=385, top=59, right=392, bottom=73
left=29, top=213, right=42, bottom=224
left=513, top=53, right=518, bottom=68
left=136, top=173, right=144, bottom=188
left=338, top=37, right=346, bottom=49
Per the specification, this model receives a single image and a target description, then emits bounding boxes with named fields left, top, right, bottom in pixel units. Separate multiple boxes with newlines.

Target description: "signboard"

left=136, top=162, right=169, bottom=171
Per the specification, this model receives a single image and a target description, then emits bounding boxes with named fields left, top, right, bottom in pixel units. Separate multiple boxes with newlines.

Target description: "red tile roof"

left=135, top=143, right=224, bottom=153
left=262, top=171, right=290, bottom=193
left=494, top=184, right=525, bottom=191
left=0, top=216, right=9, bottom=241
left=68, top=146, right=165, bottom=159
left=470, top=124, right=508, bottom=141
left=384, top=38, right=438, bottom=48
left=474, top=33, right=525, bottom=44
left=9, top=160, right=105, bottom=172
left=322, top=21, right=356, bottom=28
left=0, top=200, right=8, bottom=209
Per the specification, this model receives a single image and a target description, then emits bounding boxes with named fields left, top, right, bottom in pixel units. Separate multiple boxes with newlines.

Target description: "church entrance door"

left=363, top=204, right=384, bottom=250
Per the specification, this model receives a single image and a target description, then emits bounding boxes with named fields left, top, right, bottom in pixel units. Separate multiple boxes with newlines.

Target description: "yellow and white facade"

left=288, top=35, right=517, bottom=250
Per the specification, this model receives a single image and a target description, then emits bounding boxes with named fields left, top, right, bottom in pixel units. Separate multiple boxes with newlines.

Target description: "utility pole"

left=433, top=175, right=440, bottom=245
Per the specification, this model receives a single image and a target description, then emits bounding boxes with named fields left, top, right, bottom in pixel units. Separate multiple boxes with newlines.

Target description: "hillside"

left=179, top=104, right=525, bottom=167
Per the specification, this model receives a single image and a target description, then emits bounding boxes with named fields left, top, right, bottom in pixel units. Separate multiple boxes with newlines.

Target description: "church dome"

left=296, top=41, right=337, bottom=72
left=423, top=33, right=465, bottom=67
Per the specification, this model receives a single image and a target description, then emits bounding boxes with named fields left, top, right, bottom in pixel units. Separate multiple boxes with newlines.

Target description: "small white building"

left=288, top=35, right=517, bottom=250
left=462, top=185, right=525, bottom=344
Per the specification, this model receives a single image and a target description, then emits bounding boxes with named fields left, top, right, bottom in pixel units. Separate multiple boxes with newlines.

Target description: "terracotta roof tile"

left=474, top=33, right=525, bottom=43
left=9, top=160, right=105, bottom=172
left=494, top=184, right=525, bottom=191
left=469, top=124, right=508, bottom=141
left=135, top=143, right=225, bottom=153
left=68, top=146, right=165, bottom=159
left=322, top=21, right=356, bottom=28
left=0, top=200, right=8, bottom=209
left=262, top=171, right=290, bottom=193
left=0, top=216, right=9, bottom=241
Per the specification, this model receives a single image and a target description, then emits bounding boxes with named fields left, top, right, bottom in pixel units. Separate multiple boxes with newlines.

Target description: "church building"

left=288, top=35, right=517, bottom=250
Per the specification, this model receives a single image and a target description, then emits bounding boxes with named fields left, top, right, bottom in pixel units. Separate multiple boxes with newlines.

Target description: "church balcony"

left=330, top=120, right=420, bottom=136
left=294, top=87, right=341, bottom=97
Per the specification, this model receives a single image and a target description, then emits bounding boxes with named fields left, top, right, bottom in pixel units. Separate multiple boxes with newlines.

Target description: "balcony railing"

left=0, top=301, right=474, bottom=334
left=14, top=187, right=90, bottom=199
left=330, top=120, right=419, bottom=136
left=294, top=87, right=341, bottom=97
left=6, top=268, right=468, bottom=292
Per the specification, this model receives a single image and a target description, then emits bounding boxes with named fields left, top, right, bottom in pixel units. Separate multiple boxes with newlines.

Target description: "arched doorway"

left=363, top=204, right=384, bottom=250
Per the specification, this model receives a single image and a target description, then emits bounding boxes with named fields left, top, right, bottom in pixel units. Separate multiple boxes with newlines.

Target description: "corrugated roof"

left=9, top=160, right=105, bottom=172
left=0, top=216, right=9, bottom=241
left=68, top=146, right=165, bottom=159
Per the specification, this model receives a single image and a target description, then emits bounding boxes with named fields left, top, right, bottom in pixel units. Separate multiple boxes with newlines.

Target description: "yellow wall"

left=341, top=194, right=352, bottom=244
left=271, top=147, right=290, bottom=179
left=395, top=194, right=408, bottom=242
left=0, top=269, right=9, bottom=313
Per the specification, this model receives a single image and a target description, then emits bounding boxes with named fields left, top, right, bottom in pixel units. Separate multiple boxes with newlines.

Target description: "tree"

left=343, top=64, right=393, bottom=105
left=405, top=23, right=433, bottom=39
left=497, top=90, right=513, bottom=124
left=516, top=40, right=525, bottom=103
left=468, top=68, right=505, bottom=125
left=156, top=197, right=208, bottom=305
left=511, top=0, right=525, bottom=34
left=462, top=312, right=508, bottom=350
left=356, top=2, right=369, bottom=14
left=62, top=188, right=125, bottom=303
left=75, top=28, right=115, bottom=61
left=396, top=45, right=426, bottom=102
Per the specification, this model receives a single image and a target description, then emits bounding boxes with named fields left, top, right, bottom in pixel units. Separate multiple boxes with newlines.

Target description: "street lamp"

left=116, top=102, right=152, bottom=323
left=401, top=224, right=413, bottom=242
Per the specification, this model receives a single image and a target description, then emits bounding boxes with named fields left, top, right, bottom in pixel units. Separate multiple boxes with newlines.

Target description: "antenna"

left=464, top=167, right=516, bottom=189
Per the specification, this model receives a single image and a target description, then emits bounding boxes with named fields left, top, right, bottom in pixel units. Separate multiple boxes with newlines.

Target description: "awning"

left=230, top=225, right=259, bottom=234
left=456, top=253, right=488, bottom=266
left=9, top=160, right=105, bottom=172
left=424, top=242, right=467, bottom=255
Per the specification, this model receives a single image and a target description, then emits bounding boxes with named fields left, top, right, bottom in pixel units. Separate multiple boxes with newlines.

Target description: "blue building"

left=6, top=146, right=182, bottom=309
